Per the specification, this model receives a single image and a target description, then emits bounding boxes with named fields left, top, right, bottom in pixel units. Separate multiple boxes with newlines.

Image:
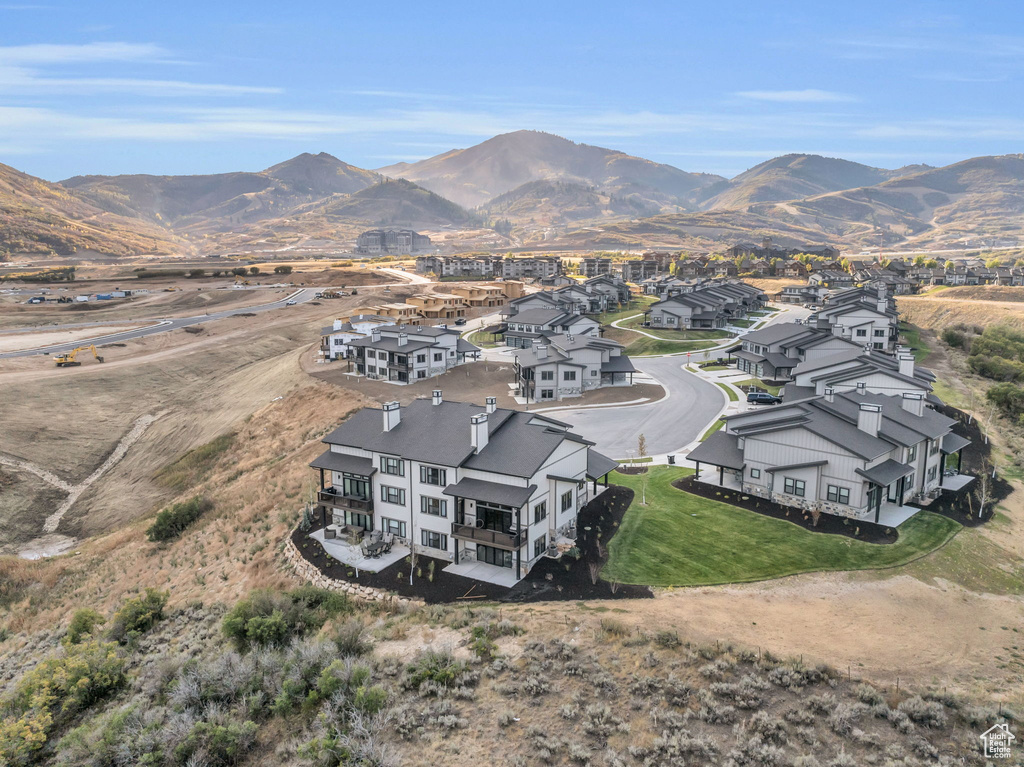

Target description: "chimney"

left=398, top=332, right=408, bottom=347
left=485, top=396, right=497, bottom=414
left=824, top=387, right=835, bottom=403
left=901, top=392, right=925, bottom=417
left=536, top=344, right=548, bottom=359
left=382, top=401, right=401, bottom=432
left=876, top=298, right=888, bottom=314
left=857, top=403, right=882, bottom=436
left=371, top=328, right=381, bottom=343
left=856, top=381, right=867, bottom=395
left=470, top=413, right=489, bottom=453
left=898, top=354, right=915, bottom=378
left=432, top=390, right=442, bottom=406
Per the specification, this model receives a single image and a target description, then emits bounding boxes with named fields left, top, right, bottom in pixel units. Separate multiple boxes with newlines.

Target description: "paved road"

left=0, top=288, right=316, bottom=359
left=544, top=354, right=725, bottom=459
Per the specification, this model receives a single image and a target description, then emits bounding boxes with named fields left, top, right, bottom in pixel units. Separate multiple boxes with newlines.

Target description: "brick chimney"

left=382, top=401, right=401, bottom=431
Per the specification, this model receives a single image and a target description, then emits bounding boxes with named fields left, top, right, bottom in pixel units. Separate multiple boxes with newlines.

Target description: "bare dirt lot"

left=899, top=286, right=1024, bottom=332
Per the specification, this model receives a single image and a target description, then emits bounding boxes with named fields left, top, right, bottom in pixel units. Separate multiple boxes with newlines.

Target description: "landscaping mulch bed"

left=616, top=466, right=650, bottom=475
left=291, top=524, right=510, bottom=604
left=504, top=486, right=652, bottom=603
left=291, top=484, right=651, bottom=604
left=676, top=475, right=899, bottom=544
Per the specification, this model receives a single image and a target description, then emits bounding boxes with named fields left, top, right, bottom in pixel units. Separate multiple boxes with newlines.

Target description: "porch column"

left=939, top=453, right=946, bottom=486
left=694, top=460, right=701, bottom=480
left=454, top=539, right=459, bottom=565
left=321, top=504, right=327, bottom=529
left=516, top=505, right=522, bottom=577
left=319, top=468, right=325, bottom=490
left=719, top=466, right=725, bottom=486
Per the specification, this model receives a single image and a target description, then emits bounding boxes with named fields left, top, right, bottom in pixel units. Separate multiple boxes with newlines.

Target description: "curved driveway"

left=0, top=288, right=315, bottom=359
left=545, top=354, right=725, bottom=459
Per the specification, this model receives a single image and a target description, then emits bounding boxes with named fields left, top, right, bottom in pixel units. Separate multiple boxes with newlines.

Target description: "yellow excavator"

left=54, top=345, right=105, bottom=367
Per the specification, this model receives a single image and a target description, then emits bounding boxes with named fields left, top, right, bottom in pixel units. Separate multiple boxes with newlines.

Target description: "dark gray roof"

left=687, top=431, right=745, bottom=471
left=941, top=433, right=971, bottom=454
left=742, top=323, right=814, bottom=346
left=586, top=450, right=619, bottom=479
left=309, top=450, right=377, bottom=476
left=456, top=338, right=481, bottom=353
left=856, top=459, right=915, bottom=486
left=766, top=460, right=828, bottom=473
left=349, top=336, right=435, bottom=353
left=506, top=308, right=569, bottom=326
left=443, top=478, right=536, bottom=508
left=601, top=355, right=636, bottom=373
left=323, top=399, right=592, bottom=479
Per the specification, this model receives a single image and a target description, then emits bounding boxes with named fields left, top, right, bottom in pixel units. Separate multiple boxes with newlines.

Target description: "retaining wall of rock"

left=282, top=537, right=425, bottom=608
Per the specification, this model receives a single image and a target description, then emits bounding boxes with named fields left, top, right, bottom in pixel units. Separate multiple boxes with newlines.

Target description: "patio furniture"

left=365, top=541, right=385, bottom=558
left=324, top=526, right=337, bottom=540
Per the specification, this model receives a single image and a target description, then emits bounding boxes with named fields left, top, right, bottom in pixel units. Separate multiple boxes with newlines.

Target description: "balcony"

left=451, top=522, right=524, bottom=550
left=318, top=489, right=374, bottom=513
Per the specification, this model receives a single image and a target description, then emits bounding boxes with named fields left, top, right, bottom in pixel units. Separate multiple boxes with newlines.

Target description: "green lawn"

left=715, top=382, right=738, bottom=401
left=733, top=378, right=782, bottom=396
left=731, top=319, right=755, bottom=328
left=602, top=467, right=961, bottom=587
left=624, top=338, right=718, bottom=357
left=595, top=297, right=657, bottom=325
left=463, top=328, right=501, bottom=348
left=899, top=323, right=931, bottom=363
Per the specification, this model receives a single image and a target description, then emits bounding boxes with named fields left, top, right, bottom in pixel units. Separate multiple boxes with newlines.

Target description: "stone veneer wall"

left=282, top=536, right=426, bottom=608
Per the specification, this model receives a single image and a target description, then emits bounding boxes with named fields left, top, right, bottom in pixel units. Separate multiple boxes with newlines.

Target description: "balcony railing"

left=318, top=489, right=374, bottom=513
left=451, top=522, right=524, bottom=550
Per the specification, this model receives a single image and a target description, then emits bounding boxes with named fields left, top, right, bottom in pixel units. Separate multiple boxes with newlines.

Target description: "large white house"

left=513, top=334, right=636, bottom=402
left=320, top=314, right=397, bottom=361
left=311, top=394, right=619, bottom=582
left=347, top=325, right=480, bottom=383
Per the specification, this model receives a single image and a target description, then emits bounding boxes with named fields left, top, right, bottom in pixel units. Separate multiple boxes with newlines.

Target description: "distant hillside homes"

left=727, top=237, right=840, bottom=261
left=356, top=228, right=432, bottom=255
left=416, top=255, right=564, bottom=281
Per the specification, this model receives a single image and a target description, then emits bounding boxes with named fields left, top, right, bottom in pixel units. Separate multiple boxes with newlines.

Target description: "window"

left=380, top=456, right=404, bottom=476
left=541, top=389, right=554, bottom=400
left=907, top=445, right=917, bottom=462
left=929, top=441, right=939, bottom=455
left=855, top=329, right=867, bottom=337
left=826, top=485, right=850, bottom=504
left=420, top=496, right=447, bottom=517
left=417, top=370, right=426, bottom=379
left=416, top=353, right=426, bottom=363
left=534, top=534, right=547, bottom=558
left=541, top=370, right=554, bottom=381
left=380, top=485, right=405, bottom=505
left=563, top=370, right=577, bottom=381
left=477, top=544, right=512, bottom=568
left=874, top=329, right=886, bottom=337
left=561, top=490, right=573, bottom=511
left=380, top=517, right=407, bottom=539
left=533, top=501, right=547, bottom=524
left=591, top=369, right=598, bottom=376
left=420, top=466, right=447, bottom=486
left=750, top=468, right=761, bottom=479
left=433, top=352, right=443, bottom=362
left=341, top=474, right=370, bottom=500
left=783, top=477, right=806, bottom=497
left=420, top=530, right=447, bottom=551
left=927, top=466, right=937, bottom=482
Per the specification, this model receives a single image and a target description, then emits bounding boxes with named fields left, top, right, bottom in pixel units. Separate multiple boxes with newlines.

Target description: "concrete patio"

left=941, top=473, right=976, bottom=492
left=444, top=560, right=521, bottom=587
left=872, top=502, right=922, bottom=528
left=310, top=529, right=410, bottom=573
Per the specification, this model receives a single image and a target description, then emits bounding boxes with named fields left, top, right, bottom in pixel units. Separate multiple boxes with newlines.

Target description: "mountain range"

left=2, top=130, right=1023, bottom=258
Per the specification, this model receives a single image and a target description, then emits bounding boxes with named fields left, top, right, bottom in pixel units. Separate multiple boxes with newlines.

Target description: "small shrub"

left=108, top=589, right=168, bottom=644
left=600, top=618, right=629, bottom=637
left=64, top=608, right=105, bottom=646
left=654, top=630, right=681, bottom=649
left=223, top=587, right=351, bottom=649
left=897, top=695, right=948, bottom=728
left=146, top=496, right=213, bottom=542
left=333, top=618, right=372, bottom=656
left=403, top=649, right=477, bottom=693
left=854, top=683, right=884, bottom=706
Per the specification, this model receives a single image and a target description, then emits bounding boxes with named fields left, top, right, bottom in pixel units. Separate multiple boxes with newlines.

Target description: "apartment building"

left=513, top=334, right=635, bottom=402
left=502, top=309, right=601, bottom=349
left=620, top=259, right=660, bottom=283
left=311, top=394, right=619, bottom=581
left=579, top=257, right=613, bottom=278
left=320, top=314, right=396, bottom=361
left=406, top=293, right=467, bottom=320
left=415, top=255, right=503, bottom=278
left=450, top=284, right=507, bottom=308
left=356, top=228, right=431, bottom=255
left=347, top=325, right=479, bottom=383
left=501, top=257, right=563, bottom=280
left=363, top=303, right=425, bottom=325
left=811, top=286, right=899, bottom=353
left=732, top=324, right=863, bottom=382
left=648, top=281, right=766, bottom=330
left=786, top=347, right=937, bottom=401
left=688, top=388, right=968, bottom=524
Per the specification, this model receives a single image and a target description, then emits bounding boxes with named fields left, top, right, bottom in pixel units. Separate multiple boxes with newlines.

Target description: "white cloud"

left=0, top=41, right=167, bottom=64
left=735, top=89, right=856, bottom=103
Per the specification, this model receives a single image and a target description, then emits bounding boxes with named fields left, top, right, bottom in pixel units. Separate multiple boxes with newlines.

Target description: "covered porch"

left=939, top=433, right=972, bottom=490
left=687, top=431, right=745, bottom=490
left=856, top=459, right=917, bottom=525
left=443, top=478, right=535, bottom=576
left=586, top=451, right=619, bottom=496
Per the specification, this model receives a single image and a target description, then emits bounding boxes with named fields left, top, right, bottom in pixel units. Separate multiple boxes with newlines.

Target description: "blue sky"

left=1, top=0, right=1022, bottom=181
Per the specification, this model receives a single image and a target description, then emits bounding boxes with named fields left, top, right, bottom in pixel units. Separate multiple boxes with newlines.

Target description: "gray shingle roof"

left=687, top=431, right=745, bottom=470
left=601, top=355, right=636, bottom=373
left=587, top=451, right=619, bottom=479
left=856, top=459, right=915, bottom=486
left=742, top=323, right=818, bottom=346
left=443, top=478, right=536, bottom=508
left=309, top=450, right=377, bottom=476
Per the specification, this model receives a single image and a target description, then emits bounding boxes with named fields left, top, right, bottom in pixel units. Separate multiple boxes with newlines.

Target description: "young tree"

left=249, top=266, right=260, bottom=276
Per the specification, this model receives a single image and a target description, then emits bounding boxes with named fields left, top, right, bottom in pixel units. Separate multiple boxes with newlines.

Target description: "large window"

left=341, top=473, right=370, bottom=500
left=477, top=544, right=512, bottom=568
left=826, top=485, right=850, bottom=505
left=907, top=445, right=918, bottom=462
left=421, top=530, right=447, bottom=551
left=416, top=353, right=426, bottom=363
left=873, top=329, right=886, bottom=337
left=563, top=370, right=577, bottom=381
left=380, top=456, right=404, bottom=476
left=380, top=517, right=407, bottom=539
left=855, top=329, right=867, bottom=338
left=561, top=489, right=574, bottom=511
left=783, top=477, right=806, bottom=497
left=380, top=485, right=406, bottom=505
left=433, top=352, right=443, bottom=362
left=420, top=466, right=447, bottom=486
left=533, top=501, right=547, bottom=524
left=541, top=370, right=554, bottom=381
left=927, top=466, right=937, bottom=482
left=534, top=534, right=547, bottom=558
left=420, top=496, right=447, bottom=517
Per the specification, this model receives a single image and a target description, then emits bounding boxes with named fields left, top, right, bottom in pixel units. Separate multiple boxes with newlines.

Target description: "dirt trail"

left=0, top=455, right=74, bottom=492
